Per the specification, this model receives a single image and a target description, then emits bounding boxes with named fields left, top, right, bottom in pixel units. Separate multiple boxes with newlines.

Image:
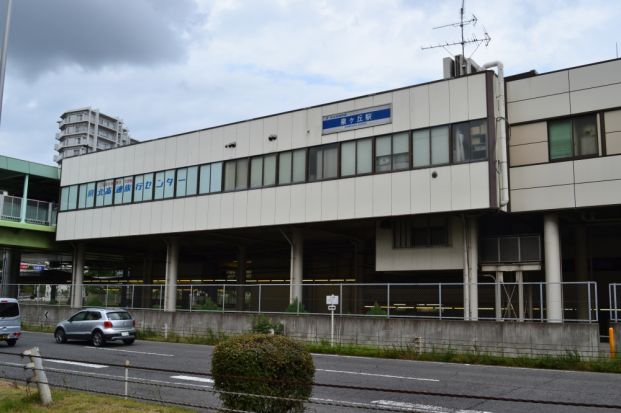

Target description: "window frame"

left=547, top=114, right=599, bottom=162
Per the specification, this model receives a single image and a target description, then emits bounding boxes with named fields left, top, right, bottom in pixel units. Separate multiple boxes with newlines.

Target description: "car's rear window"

left=0, top=303, right=19, bottom=318
left=107, top=311, right=131, bottom=320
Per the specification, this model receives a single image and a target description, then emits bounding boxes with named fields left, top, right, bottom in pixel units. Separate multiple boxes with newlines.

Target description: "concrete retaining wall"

left=21, top=305, right=600, bottom=357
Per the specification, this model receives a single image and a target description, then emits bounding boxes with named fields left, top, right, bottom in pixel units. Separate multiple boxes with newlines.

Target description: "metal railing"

left=0, top=195, right=58, bottom=226
left=6, top=281, right=599, bottom=323
left=609, top=283, right=621, bottom=322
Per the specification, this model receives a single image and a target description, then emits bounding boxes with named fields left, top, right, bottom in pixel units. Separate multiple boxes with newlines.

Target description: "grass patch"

left=0, top=380, right=193, bottom=412
left=22, top=323, right=55, bottom=334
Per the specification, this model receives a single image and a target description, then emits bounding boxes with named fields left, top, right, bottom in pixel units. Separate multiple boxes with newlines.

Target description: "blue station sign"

left=322, top=104, right=392, bottom=134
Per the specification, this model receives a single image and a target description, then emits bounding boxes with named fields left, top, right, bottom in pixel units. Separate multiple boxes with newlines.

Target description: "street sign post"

left=326, top=295, right=339, bottom=347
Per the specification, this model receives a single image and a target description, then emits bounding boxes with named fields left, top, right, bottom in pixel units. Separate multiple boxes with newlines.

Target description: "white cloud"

left=0, top=0, right=619, bottom=165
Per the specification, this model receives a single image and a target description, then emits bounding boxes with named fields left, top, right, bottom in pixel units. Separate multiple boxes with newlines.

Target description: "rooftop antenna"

left=421, top=0, right=491, bottom=59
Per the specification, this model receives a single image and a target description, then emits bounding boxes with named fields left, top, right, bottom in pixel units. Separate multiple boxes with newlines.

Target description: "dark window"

left=69, top=311, right=88, bottom=322
left=0, top=302, right=19, bottom=317
left=549, top=115, right=598, bottom=160
left=309, top=144, right=338, bottom=181
left=393, top=216, right=449, bottom=248
left=107, top=311, right=132, bottom=320
left=452, top=120, right=487, bottom=163
left=375, top=133, right=410, bottom=172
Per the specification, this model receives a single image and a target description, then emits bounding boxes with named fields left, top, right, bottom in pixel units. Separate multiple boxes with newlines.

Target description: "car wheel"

left=92, top=331, right=105, bottom=347
left=122, top=338, right=135, bottom=345
left=6, top=339, right=16, bottom=347
left=54, top=328, right=67, bottom=344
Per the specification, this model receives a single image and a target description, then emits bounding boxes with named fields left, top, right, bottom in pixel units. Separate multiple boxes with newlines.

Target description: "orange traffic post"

left=609, top=327, right=616, bottom=359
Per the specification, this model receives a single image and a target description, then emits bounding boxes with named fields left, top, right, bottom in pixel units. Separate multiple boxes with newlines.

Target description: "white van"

left=0, top=298, right=21, bottom=347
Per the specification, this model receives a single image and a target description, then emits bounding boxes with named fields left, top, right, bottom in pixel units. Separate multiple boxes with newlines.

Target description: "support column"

left=164, top=239, right=179, bottom=312
left=236, top=246, right=247, bottom=311
left=468, top=217, right=479, bottom=321
left=20, top=174, right=29, bottom=223
left=141, top=253, right=154, bottom=309
left=70, top=243, right=85, bottom=308
left=1, top=249, right=20, bottom=297
left=495, top=271, right=504, bottom=321
left=462, top=217, right=470, bottom=321
left=290, top=229, right=303, bottom=304
left=544, top=214, right=563, bottom=322
left=574, top=224, right=589, bottom=321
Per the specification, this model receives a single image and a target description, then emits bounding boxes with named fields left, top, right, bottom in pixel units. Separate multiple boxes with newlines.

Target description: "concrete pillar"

left=20, top=174, right=29, bottom=223
left=236, top=246, right=247, bottom=311
left=544, top=214, right=563, bottom=322
left=70, top=243, right=85, bottom=308
left=495, top=271, right=504, bottom=321
left=164, top=238, right=179, bottom=312
left=462, top=218, right=470, bottom=321
left=290, top=229, right=303, bottom=304
left=141, top=253, right=154, bottom=309
left=574, top=224, right=589, bottom=321
left=468, top=216, right=479, bottom=321
left=1, top=249, right=20, bottom=297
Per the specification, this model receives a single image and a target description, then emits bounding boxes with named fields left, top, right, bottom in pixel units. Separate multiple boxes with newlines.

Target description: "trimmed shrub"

left=284, top=298, right=307, bottom=313
left=212, top=334, right=315, bottom=413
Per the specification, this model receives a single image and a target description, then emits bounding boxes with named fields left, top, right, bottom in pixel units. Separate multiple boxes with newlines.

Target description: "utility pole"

left=0, top=0, right=13, bottom=126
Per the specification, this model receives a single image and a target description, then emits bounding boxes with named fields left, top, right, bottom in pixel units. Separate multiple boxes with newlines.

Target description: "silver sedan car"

left=54, top=308, right=136, bottom=347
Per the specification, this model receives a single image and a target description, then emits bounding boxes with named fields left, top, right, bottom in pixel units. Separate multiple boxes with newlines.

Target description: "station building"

left=54, top=56, right=621, bottom=325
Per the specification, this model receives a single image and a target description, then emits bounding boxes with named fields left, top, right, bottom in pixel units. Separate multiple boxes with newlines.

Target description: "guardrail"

left=0, top=195, right=58, bottom=226
left=7, top=281, right=599, bottom=323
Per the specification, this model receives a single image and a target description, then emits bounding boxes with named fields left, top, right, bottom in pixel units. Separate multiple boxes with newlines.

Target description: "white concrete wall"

left=507, top=59, right=621, bottom=212
left=375, top=216, right=464, bottom=271
left=56, top=162, right=490, bottom=241
left=57, top=73, right=491, bottom=241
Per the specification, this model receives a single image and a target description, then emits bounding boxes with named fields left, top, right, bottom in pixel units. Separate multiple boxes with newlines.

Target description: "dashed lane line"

left=45, top=359, right=108, bottom=369
left=84, top=346, right=174, bottom=357
left=372, top=400, right=493, bottom=413
left=170, top=375, right=215, bottom=384
left=316, top=368, right=439, bottom=382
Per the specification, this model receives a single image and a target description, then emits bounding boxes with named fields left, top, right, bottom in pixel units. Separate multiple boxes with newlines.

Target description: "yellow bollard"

left=609, top=327, right=616, bottom=359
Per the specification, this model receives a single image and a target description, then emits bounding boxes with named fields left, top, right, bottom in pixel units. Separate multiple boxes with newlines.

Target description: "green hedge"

left=211, top=334, right=315, bottom=413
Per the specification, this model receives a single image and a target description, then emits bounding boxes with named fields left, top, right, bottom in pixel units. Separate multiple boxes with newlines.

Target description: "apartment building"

left=54, top=107, right=137, bottom=164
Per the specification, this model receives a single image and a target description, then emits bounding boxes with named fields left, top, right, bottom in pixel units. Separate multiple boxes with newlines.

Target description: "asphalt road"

left=1, top=332, right=620, bottom=412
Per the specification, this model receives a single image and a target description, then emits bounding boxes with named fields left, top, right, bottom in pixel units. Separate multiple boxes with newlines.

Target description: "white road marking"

left=46, top=359, right=108, bottom=369
left=317, top=368, right=439, bottom=382
left=372, top=400, right=493, bottom=413
left=84, top=346, right=174, bottom=357
left=170, top=375, right=215, bottom=384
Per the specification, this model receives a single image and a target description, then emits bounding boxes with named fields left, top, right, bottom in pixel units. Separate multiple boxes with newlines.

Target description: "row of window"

left=59, top=119, right=488, bottom=212
left=392, top=216, right=450, bottom=248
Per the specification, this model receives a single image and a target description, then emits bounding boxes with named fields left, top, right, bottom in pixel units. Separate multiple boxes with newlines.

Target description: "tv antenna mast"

left=421, top=0, right=491, bottom=59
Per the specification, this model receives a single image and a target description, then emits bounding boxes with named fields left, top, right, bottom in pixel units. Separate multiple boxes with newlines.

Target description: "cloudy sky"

left=0, top=0, right=619, bottom=165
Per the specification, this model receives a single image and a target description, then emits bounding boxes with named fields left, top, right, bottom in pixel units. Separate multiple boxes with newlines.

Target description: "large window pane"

left=122, top=177, right=133, bottom=204
left=95, top=182, right=105, bottom=206
left=341, top=141, right=356, bottom=177
left=413, top=129, right=430, bottom=167
left=114, top=178, right=124, bottom=205
left=250, top=156, right=263, bottom=188
left=357, top=139, right=372, bottom=174
left=263, top=154, right=276, bottom=186
left=292, top=149, right=306, bottom=183
left=154, top=172, right=165, bottom=199
left=85, top=182, right=95, bottom=208
left=143, top=173, right=154, bottom=201
left=549, top=119, right=572, bottom=160
left=392, top=133, right=410, bottom=170
left=431, top=126, right=449, bottom=165
left=308, top=147, right=322, bottom=181
left=470, top=120, right=488, bottom=161
left=452, top=122, right=471, bottom=163
left=186, top=166, right=198, bottom=196
left=60, top=187, right=69, bottom=211
left=323, top=144, right=338, bottom=179
left=236, top=159, right=248, bottom=190
left=176, top=168, right=188, bottom=197
left=199, top=164, right=211, bottom=194
left=164, top=170, right=175, bottom=198
left=78, top=184, right=88, bottom=209
left=375, top=136, right=391, bottom=172
left=224, top=161, right=236, bottom=191
left=210, top=162, right=222, bottom=192
left=573, top=115, right=598, bottom=157
left=134, top=175, right=144, bottom=202
left=103, top=180, right=113, bottom=206
left=67, top=185, right=78, bottom=210
left=279, top=152, right=292, bottom=184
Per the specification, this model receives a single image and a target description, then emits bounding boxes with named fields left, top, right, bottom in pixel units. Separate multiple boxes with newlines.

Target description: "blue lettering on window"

left=123, top=184, right=132, bottom=192
left=145, top=181, right=152, bottom=189
left=105, top=187, right=112, bottom=195
left=87, top=189, right=95, bottom=198
left=156, top=180, right=164, bottom=188
left=135, top=183, right=143, bottom=191
left=166, top=178, right=174, bottom=186
left=115, top=185, right=123, bottom=194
